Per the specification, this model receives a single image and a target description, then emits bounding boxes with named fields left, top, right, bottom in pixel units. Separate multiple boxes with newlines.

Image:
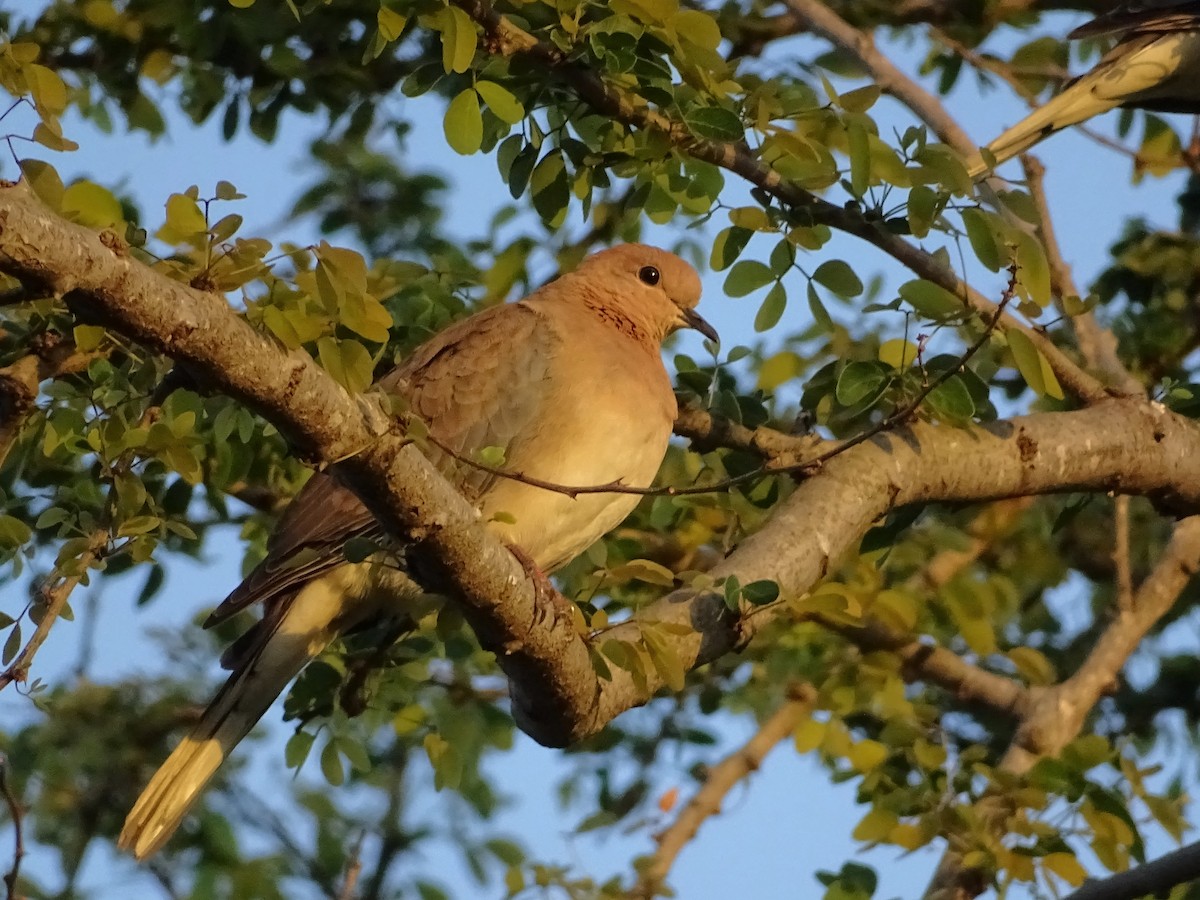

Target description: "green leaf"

left=846, top=116, right=870, bottom=197
left=741, top=580, right=780, bottom=605
left=907, top=184, right=937, bottom=238
left=506, top=141, right=538, bottom=199
left=424, top=732, right=463, bottom=790
left=683, top=106, right=743, bottom=141
left=812, top=259, right=863, bottom=298
left=26, top=64, right=68, bottom=115
left=2, top=622, right=20, bottom=666
left=444, top=88, right=483, bottom=155
left=319, top=737, right=345, bottom=785
left=724, top=260, right=774, bottom=297
left=61, top=181, right=123, bottom=228
left=836, top=361, right=889, bottom=407
left=878, top=338, right=917, bottom=369
left=0, top=515, right=33, bottom=549
left=1014, top=230, right=1052, bottom=308
left=609, top=559, right=677, bottom=587
left=1007, top=329, right=1064, bottom=399
left=807, top=283, right=833, bottom=332
left=529, top=152, right=570, bottom=225
left=710, top=226, right=752, bottom=271
left=157, top=192, right=208, bottom=244
left=898, top=279, right=963, bottom=318
left=285, top=730, right=315, bottom=769
left=754, top=282, right=787, bottom=332
left=961, top=207, right=1001, bottom=271
left=924, top=376, right=975, bottom=424
left=317, top=337, right=374, bottom=394
left=18, top=158, right=64, bottom=210
left=757, top=351, right=803, bottom=391
left=439, top=6, right=476, bottom=74
left=475, top=80, right=524, bottom=124
left=1007, top=647, right=1056, bottom=685
left=377, top=7, right=407, bottom=40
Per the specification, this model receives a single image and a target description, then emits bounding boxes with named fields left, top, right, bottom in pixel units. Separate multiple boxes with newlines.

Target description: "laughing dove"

left=967, top=0, right=1200, bottom=178
left=119, top=243, right=715, bottom=859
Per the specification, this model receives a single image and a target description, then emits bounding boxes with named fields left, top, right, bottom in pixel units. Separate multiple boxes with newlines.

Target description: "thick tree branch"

left=1063, top=839, right=1200, bottom=900
left=5, top=179, right=1200, bottom=747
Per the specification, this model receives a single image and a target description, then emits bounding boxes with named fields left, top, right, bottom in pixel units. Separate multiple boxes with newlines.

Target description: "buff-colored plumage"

left=118, top=244, right=713, bottom=860
left=968, top=1, right=1200, bottom=178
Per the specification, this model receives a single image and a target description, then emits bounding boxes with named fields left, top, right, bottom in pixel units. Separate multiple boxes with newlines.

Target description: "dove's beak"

left=682, top=308, right=719, bottom=344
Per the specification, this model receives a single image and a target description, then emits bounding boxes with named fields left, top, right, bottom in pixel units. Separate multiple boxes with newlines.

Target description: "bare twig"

left=337, top=831, right=366, bottom=900
left=634, top=686, right=814, bottom=897
left=0, top=530, right=106, bottom=692
left=1113, top=496, right=1133, bottom=614
left=0, top=755, right=24, bottom=900
left=1021, top=157, right=1142, bottom=395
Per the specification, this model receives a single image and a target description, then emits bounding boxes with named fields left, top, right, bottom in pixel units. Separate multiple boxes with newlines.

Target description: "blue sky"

left=1, top=4, right=1194, bottom=898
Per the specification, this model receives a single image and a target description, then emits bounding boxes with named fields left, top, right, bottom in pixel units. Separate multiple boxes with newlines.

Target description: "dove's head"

left=569, top=244, right=717, bottom=347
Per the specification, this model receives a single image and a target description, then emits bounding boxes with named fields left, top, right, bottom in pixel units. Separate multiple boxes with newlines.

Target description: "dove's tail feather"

left=119, top=580, right=347, bottom=860
left=967, top=85, right=1119, bottom=178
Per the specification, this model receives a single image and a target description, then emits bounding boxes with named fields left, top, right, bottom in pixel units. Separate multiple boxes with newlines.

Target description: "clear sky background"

left=1, top=3, right=1193, bottom=898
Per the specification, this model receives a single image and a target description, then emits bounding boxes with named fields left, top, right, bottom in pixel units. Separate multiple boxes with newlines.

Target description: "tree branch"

left=0, top=754, right=23, bottom=900
left=1063, top=839, right=1200, bottom=900
left=4, top=177, right=1200, bottom=747
left=1021, top=157, right=1142, bottom=395
left=0, top=528, right=107, bottom=693
left=633, top=686, right=814, bottom=898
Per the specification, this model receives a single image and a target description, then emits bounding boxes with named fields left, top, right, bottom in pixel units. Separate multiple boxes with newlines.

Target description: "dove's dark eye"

left=638, top=265, right=661, bottom=286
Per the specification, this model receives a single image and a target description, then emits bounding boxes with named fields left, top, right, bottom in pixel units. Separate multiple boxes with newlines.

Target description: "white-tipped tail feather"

left=119, top=573, right=366, bottom=858
left=118, top=621, right=317, bottom=859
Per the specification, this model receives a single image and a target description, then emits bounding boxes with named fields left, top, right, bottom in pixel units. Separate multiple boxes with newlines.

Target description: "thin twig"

left=1021, top=156, right=1142, bottom=395
left=0, top=755, right=24, bottom=900
left=0, top=531, right=106, bottom=692
left=337, top=831, right=366, bottom=900
left=1114, top=496, right=1133, bottom=614
left=633, top=686, right=814, bottom=898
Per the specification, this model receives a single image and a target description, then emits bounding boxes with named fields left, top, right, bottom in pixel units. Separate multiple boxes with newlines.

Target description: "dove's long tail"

left=966, top=80, right=1122, bottom=178
left=118, top=579, right=347, bottom=860
left=967, top=32, right=1191, bottom=178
